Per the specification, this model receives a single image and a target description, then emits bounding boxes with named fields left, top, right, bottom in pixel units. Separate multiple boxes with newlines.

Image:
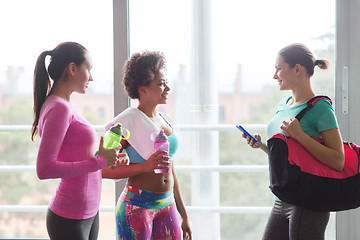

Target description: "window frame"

left=2, top=0, right=358, bottom=238
left=335, top=0, right=360, bottom=239
left=114, top=0, right=360, bottom=239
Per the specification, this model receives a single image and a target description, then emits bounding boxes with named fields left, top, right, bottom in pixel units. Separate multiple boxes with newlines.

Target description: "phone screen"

left=236, top=125, right=258, bottom=142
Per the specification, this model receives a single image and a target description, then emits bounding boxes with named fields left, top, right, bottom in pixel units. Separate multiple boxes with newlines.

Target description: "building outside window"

left=0, top=0, right=343, bottom=239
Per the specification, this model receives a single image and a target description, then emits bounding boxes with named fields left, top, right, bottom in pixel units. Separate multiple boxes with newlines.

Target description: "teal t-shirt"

left=267, top=96, right=339, bottom=202
left=267, top=96, right=338, bottom=140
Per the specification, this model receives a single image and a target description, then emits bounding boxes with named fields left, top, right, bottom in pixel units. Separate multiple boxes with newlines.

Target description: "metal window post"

left=335, top=0, right=360, bottom=239
left=113, top=0, right=130, bottom=214
left=190, top=0, right=220, bottom=239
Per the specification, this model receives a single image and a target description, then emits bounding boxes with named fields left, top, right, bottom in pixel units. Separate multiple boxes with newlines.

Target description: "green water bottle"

left=95, top=123, right=130, bottom=156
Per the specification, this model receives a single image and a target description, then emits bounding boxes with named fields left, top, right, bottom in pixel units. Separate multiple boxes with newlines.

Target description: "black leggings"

left=46, top=209, right=99, bottom=240
left=263, top=201, right=330, bottom=240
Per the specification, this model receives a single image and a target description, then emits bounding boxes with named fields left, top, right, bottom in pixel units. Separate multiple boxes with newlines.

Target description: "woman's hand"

left=181, top=218, right=192, bottom=240
left=242, top=132, right=262, bottom=149
left=107, top=153, right=129, bottom=170
left=242, top=132, right=269, bottom=154
left=280, top=116, right=306, bottom=141
left=142, top=150, right=171, bottom=173
left=97, top=137, right=119, bottom=167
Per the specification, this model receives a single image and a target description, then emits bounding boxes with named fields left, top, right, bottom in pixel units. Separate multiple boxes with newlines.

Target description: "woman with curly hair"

left=102, top=51, right=192, bottom=240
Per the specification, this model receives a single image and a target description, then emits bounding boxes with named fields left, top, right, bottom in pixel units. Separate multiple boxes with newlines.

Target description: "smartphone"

left=236, top=125, right=258, bottom=142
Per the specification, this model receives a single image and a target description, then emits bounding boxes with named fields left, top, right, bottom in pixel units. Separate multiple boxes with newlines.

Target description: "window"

left=126, top=0, right=336, bottom=239
left=335, top=0, right=360, bottom=238
left=0, top=0, right=115, bottom=238
left=3, top=0, right=359, bottom=239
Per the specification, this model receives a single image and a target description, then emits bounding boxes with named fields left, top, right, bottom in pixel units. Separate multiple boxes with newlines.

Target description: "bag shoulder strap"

left=295, top=95, right=332, bottom=121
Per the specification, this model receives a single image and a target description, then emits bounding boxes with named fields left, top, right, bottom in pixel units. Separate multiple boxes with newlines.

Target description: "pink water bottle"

left=153, top=130, right=170, bottom=174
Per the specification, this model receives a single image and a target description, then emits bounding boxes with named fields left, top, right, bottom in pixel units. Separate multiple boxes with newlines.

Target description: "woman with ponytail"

left=32, top=42, right=122, bottom=240
left=242, top=43, right=344, bottom=239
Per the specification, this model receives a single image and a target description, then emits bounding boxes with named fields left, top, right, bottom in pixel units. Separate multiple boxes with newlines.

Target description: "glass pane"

left=213, top=0, right=335, bottom=124
left=0, top=0, right=114, bottom=238
left=129, top=0, right=335, bottom=239
left=213, top=1, right=335, bottom=238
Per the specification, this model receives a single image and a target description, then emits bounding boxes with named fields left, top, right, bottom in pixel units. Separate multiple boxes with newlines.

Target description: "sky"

left=0, top=0, right=335, bottom=93
left=128, top=0, right=335, bottom=92
left=0, top=0, right=114, bottom=93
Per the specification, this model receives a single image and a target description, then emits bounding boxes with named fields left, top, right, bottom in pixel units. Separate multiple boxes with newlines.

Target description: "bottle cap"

left=155, top=129, right=168, bottom=141
left=110, top=123, right=122, bottom=135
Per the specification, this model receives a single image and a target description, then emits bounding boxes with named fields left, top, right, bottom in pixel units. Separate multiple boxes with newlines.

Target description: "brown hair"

left=122, top=51, right=166, bottom=99
left=279, top=43, right=328, bottom=76
left=31, top=42, right=88, bottom=141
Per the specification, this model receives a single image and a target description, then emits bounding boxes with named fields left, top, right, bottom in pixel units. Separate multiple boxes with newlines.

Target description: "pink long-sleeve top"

left=37, top=95, right=107, bottom=219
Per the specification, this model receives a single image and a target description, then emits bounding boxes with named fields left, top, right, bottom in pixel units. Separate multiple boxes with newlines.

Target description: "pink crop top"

left=37, top=95, right=107, bottom=219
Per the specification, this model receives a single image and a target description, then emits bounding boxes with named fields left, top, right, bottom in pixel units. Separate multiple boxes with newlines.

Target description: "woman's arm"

left=282, top=118, right=345, bottom=171
left=172, top=164, right=192, bottom=240
left=243, top=133, right=268, bottom=155
left=102, top=149, right=170, bottom=179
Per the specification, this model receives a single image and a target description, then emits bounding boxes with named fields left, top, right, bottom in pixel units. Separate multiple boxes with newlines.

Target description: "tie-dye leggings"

left=116, top=185, right=181, bottom=240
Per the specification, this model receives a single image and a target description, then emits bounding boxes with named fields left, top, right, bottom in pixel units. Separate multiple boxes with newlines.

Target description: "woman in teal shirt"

left=244, top=43, right=344, bottom=240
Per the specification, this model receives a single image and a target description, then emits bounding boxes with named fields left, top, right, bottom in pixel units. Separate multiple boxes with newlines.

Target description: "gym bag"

left=267, top=95, right=360, bottom=211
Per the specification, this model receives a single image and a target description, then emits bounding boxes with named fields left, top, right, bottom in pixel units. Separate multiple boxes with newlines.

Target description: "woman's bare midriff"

left=127, top=163, right=174, bottom=192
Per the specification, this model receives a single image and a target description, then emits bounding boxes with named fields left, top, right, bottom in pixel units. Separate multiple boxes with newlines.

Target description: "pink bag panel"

left=273, top=133, right=360, bottom=179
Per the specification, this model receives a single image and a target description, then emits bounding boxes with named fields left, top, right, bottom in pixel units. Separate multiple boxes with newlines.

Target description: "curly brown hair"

left=122, top=51, right=166, bottom=99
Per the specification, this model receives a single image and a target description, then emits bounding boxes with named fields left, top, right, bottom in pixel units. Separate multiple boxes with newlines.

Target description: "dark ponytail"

left=314, top=59, right=328, bottom=70
left=279, top=43, right=328, bottom=76
left=31, top=42, right=87, bottom=141
left=31, top=51, right=51, bottom=141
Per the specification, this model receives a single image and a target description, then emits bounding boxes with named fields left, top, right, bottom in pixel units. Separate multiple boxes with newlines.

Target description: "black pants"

left=46, top=209, right=99, bottom=240
left=263, top=201, right=330, bottom=240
